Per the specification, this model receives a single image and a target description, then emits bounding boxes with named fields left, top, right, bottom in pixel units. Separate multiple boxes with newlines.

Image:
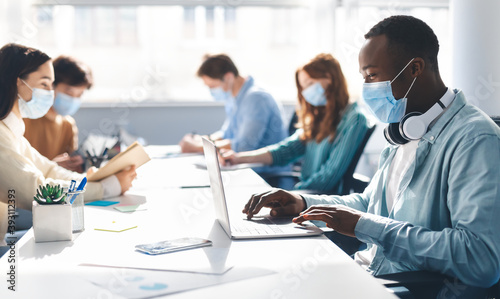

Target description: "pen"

left=70, top=177, right=87, bottom=204
left=69, top=180, right=76, bottom=192
left=101, top=147, right=108, bottom=157
left=66, top=180, right=76, bottom=204
left=180, top=185, right=211, bottom=189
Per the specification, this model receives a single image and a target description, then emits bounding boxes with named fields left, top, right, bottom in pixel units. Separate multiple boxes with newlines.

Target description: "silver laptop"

left=202, top=137, right=323, bottom=239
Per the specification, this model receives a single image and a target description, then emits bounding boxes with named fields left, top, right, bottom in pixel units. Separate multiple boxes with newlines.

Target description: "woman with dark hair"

left=222, top=53, right=370, bottom=193
left=0, top=43, right=136, bottom=248
left=24, top=55, right=93, bottom=172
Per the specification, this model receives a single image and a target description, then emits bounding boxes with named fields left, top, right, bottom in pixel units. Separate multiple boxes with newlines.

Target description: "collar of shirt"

left=2, top=112, right=25, bottom=138
left=225, top=76, right=254, bottom=116
left=428, top=87, right=456, bottom=130
left=421, top=88, right=462, bottom=144
left=233, top=76, right=254, bottom=104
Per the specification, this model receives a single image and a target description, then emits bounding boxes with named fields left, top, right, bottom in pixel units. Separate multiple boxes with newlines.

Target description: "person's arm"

left=266, top=130, right=306, bottom=166
left=354, top=134, right=500, bottom=288
left=222, top=147, right=273, bottom=165
left=29, top=138, right=135, bottom=201
left=295, top=113, right=369, bottom=191
left=179, top=133, right=203, bottom=153
left=209, top=131, right=224, bottom=141
left=0, top=136, right=88, bottom=209
left=300, top=171, right=376, bottom=212
left=52, top=152, right=84, bottom=173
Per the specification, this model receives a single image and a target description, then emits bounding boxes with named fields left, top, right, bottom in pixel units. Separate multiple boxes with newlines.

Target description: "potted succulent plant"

left=33, top=184, right=67, bottom=205
left=32, top=184, right=73, bottom=242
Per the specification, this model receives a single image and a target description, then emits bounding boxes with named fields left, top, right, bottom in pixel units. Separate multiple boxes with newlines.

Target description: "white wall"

left=451, top=0, right=500, bottom=116
left=73, top=103, right=297, bottom=146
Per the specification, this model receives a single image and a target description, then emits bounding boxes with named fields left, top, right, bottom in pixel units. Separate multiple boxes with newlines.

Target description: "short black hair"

left=197, top=54, right=239, bottom=80
left=365, top=15, right=440, bottom=72
left=0, top=43, right=51, bottom=120
left=53, top=55, right=93, bottom=89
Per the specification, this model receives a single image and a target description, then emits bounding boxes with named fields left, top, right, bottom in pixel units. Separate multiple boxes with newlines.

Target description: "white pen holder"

left=32, top=201, right=73, bottom=243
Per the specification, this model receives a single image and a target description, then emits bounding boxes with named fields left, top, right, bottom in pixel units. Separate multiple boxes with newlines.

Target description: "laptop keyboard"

left=231, top=218, right=285, bottom=235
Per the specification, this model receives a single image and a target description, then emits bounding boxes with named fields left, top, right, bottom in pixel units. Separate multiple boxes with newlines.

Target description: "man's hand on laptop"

left=292, top=205, right=364, bottom=238
left=243, top=188, right=306, bottom=219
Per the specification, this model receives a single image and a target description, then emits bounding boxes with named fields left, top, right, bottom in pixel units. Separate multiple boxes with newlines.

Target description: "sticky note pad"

left=114, top=205, right=147, bottom=213
left=86, top=200, right=120, bottom=207
left=94, top=220, right=138, bottom=232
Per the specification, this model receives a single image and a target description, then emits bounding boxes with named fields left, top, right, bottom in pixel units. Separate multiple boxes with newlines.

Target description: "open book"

left=88, top=142, right=151, bottom=182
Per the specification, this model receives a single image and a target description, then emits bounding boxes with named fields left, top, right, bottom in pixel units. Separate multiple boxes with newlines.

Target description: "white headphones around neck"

left=384, top=98, right=451, bottom=146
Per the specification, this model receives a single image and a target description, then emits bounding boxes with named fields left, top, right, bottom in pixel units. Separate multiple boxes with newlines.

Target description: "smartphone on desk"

left=135, top=237, right=212, bottom=255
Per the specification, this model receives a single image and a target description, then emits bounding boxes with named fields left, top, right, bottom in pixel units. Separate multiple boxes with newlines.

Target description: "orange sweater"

left=24, top=114, right=78, bottom=159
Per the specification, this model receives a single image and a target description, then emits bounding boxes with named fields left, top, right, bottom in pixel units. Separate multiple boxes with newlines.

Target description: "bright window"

left=0, top=1, right=450, bottom=105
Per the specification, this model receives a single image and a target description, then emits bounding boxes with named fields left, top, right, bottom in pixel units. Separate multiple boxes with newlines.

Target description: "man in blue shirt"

left=179, top=54, right=287, bottom=153
left=242, top=16, right=500, bottom=296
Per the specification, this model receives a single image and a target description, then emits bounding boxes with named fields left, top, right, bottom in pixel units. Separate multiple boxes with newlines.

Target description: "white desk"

left=0, top=150, right=395, bottom=299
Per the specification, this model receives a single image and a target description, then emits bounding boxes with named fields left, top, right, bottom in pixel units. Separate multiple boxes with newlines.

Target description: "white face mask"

left=18, top=80, right=54, bottom=119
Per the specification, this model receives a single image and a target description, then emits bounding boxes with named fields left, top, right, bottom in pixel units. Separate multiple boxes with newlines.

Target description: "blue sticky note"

left=85, top=200, right=120, bottom=207
left=139, top=283, right=168, bottom=291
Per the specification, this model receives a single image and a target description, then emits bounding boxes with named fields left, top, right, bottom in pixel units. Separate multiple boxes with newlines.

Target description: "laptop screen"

left=202, top=137, right=232, bottom=236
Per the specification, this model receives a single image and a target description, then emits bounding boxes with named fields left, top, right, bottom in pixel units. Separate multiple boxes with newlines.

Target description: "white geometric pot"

left=32, top=201, right=72, bottom=242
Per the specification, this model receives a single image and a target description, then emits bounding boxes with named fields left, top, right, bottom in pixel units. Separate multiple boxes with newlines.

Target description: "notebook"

left=88, top=141, right=151, bottom=182
left=201, top=137, right=323, bottom=239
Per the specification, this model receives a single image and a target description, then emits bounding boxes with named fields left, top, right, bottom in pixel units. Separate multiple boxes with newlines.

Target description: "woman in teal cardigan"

left=222, top=53, right=370, bottom=193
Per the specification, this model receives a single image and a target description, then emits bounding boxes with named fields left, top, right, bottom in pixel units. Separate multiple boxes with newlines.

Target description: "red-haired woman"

left=223, top=53, right=370, bottom=193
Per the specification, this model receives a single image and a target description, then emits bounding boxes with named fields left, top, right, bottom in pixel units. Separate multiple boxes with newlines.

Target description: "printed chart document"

left=86, top=266, right=275, bottom=298
left=88, top=141, right=151, bottom=182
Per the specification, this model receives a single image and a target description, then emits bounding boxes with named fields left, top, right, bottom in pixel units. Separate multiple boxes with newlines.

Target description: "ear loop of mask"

left=18, top=79, right=32, bottom=101
left=389, top=58, right=417, bottom=100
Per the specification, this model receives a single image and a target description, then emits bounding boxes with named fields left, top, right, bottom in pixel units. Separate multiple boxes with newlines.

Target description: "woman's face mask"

left=301, top=82, right=327, bottom=107
left=362, top=58, right=416, bottom=123
left=18, top=80, right=54, bottom=119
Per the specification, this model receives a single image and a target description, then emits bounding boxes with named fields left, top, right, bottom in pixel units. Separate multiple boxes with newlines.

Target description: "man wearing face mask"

left=179, top=54, right=287, bottom=154
left=24, top=56, right=92, bottom=173
left=241, top=16, right=500, bottom=297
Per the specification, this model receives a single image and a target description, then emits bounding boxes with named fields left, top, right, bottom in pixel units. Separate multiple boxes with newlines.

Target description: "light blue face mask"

left=302, top=82, right=327, bottom=106
left=210, top=86, right=232, bottom=103
left=362, top=58, right=416, bottom=123
left=53, top=92, right=82, bottom=116
left=18, top=80, right=54, bottom=119
left=210, top=86, right=234, bottom=115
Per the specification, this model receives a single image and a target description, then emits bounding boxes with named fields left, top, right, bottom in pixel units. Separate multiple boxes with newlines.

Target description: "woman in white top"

left=0, top=43, right=136, bottom=246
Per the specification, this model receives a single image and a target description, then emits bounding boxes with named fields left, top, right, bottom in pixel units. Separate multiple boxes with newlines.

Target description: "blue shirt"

left=302, top=90, right=500, bottom=288
left=267, top=103, right=370, bottom=193
left=221, top=76, right=287, bottom=152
